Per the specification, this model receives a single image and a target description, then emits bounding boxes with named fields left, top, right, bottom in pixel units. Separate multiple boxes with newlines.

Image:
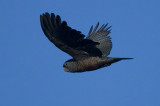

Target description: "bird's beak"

left=64, top=67, right=70, bottom=72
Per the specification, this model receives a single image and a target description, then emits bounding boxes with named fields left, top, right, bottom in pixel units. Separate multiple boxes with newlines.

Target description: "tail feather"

left=118, top=58, right=133, bottom=60
left=104, top=57, right=133, bottom=66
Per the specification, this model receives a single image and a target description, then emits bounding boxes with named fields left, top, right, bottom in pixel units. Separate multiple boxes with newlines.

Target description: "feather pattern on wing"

left=40, top=13, right=102, bottom=60
left=87, top=22, right=112, bottom=56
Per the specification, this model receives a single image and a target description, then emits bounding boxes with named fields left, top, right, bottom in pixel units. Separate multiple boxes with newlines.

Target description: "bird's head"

left=63, top=59, right=78, bottom=72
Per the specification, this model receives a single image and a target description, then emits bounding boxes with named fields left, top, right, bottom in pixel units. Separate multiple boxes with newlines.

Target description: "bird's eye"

left=63, top=63, right=67, bottom=67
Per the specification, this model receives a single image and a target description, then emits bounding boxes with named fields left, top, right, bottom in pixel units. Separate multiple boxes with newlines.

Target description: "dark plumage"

left=40, top=12, right=133, bottom=72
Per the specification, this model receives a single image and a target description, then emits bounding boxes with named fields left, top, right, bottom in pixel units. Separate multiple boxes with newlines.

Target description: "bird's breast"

left=77, top=57, right=107, bottom=72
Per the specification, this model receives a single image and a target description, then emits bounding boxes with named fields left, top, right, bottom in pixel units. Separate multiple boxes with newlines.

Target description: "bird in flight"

left=40, top=13, right=133, bottom=73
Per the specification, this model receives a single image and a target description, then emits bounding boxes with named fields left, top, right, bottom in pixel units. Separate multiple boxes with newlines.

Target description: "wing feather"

left=40, top=13, right=102, bottom=60
left=87, top=23, right=112, bottom=56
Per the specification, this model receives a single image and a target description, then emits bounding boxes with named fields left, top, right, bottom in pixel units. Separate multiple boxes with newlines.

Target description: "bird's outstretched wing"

left=87, top=22, right=112, bottom=56
left=40, top=13, right=102, bottom=60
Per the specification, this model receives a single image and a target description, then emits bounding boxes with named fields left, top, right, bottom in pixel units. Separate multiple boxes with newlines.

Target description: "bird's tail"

left=103, top=57, right=133, bottom=66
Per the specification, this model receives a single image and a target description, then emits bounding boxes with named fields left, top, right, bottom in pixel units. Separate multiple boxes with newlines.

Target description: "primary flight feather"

left=40, top=12, right=133, bottom=72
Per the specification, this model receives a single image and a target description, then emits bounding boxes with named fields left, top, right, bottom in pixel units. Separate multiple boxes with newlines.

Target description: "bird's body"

left=63, top=57, right=104, bottom=72
left=40, top=12, right=133, bottom=73
left=63, top=57, right=132, bottom=72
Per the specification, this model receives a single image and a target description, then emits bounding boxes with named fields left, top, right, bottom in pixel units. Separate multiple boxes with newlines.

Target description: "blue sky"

left=0, top=0, right=160, bottom=106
